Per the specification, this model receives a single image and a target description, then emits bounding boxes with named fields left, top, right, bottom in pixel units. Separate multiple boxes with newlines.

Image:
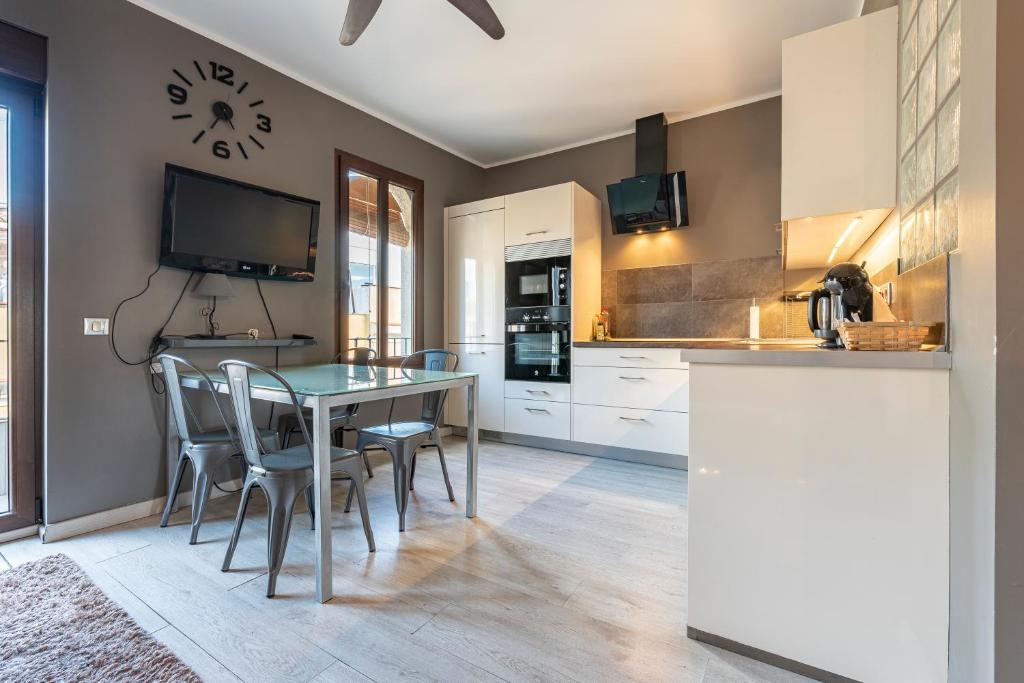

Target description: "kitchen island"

left=575, top=339, right=951, bottom=682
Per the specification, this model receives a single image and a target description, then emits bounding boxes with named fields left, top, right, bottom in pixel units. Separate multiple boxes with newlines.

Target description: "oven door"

left=505, top=322, right=571, bottom=383
left=505, top=256, right=570, bottom=308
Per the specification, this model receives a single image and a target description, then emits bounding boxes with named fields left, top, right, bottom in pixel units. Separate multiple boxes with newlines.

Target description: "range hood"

left=606, top=113, right=689, bottom=234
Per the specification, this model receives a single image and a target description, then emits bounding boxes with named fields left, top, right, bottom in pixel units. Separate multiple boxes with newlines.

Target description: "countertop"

left=573, top=338, right=952, bottom=370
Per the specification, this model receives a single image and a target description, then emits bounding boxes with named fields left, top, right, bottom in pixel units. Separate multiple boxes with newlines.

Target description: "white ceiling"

left=130, top=0, right=862, bottom=167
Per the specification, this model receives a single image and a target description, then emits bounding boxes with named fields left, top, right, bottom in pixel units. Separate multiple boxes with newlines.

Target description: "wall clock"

left=166, top=60, right=271, bottom=161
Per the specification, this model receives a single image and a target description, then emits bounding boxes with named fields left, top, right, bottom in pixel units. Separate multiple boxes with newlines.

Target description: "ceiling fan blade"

left=446, top=0, right=505, bottom=40
left=339, top=0, right=383, bottom=45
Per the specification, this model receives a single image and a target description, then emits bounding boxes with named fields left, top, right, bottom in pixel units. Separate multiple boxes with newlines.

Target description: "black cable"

left=110, top=264, right=162, bottom=366
left=255, top=279, right=278, bottom=339
left=255, top=278, right=280, bottom=428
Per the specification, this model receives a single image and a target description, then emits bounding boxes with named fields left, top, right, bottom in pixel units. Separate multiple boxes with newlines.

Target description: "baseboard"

left=40, top=477, right=244, bottom=544
left=0, top=524, right=39, bottom=545
left=686, top=627, right=859, bottom=683
left=450, top=427, right=688, bottom=470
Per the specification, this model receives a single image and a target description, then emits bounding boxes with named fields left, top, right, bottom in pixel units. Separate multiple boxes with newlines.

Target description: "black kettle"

left=807, top=263, right=874, bottom=348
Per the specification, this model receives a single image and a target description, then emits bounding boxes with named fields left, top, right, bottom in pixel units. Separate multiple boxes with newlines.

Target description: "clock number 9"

left=256, top=114, right=272, bottom=133
left=167, top=83, right=188, bottom=105
left=212, top=140, right=231, bottom=159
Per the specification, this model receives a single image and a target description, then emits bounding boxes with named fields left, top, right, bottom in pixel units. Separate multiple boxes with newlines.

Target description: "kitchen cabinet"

left=504, top=380, right=571, bottom=404
left=446, top=207, right=505, bottom=343
left=504, top=398, right=571, bottom=441
left=572, top=350, right=689, bottom=459
left=781, top=7, right=897, bottom=222
left=505, top=183, right=573, bottom=246
left=446, top=343, right=504, bottom=432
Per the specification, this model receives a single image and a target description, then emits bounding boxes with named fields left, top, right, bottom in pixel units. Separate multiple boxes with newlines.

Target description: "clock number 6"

left=167, top=83, right=188, bottom=105
left=257, top=114, right=272, bottom=133
left=212, top=140, right=231, bottom=159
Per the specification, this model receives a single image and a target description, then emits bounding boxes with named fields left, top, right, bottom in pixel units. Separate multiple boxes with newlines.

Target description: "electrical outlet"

left=84, top=317, right=109, bottom=335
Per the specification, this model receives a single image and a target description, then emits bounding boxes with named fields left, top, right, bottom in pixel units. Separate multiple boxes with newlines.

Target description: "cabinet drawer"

left=505, top=184, right=573, bottom=246
left=572, top=404, right=688, bottom=455
left=505, top=380, right=571, bottom=403
left=447, top=344, right=504, bottom=432
left=573, top=366, right=689, bottom=412
left=505, top=398, right=571, bottom=440
left=574, top=347, right=689, bottom=370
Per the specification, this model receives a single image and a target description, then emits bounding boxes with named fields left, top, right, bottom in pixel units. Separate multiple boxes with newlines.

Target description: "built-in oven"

left=505, top=256, right=570, bottom=309
left=505, top=306, right=571, bottom=383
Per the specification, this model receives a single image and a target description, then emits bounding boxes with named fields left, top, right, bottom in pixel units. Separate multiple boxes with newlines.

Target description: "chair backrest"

left=218, top=360, right=311, bottom=469
left=332, top=346, right=377, bottom=366
left=157, top=353, right=233, bottom=445
left=399, top=349, right=459, bottom=428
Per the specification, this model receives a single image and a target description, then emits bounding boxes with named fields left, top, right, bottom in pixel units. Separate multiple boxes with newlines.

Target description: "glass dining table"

left=169, top=362, right=479, bottom=603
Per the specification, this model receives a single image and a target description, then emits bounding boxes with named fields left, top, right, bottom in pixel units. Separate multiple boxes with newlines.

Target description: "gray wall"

left=482, top=97, right=782, bottom=272
left=0, top=0, right=485, bottom=523
left=948, top=0, right=997, bottom=678
left=995, top=0, right=1024, bottom=677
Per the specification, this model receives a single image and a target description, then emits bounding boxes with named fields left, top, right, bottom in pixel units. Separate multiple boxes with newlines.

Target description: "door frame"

left=0, top=22, right=45, bottom=533
left=335, top=150, right=424, bottom=365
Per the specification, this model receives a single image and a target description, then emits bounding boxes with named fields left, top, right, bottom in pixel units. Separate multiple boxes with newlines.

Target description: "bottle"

left=600, top=307, right=611, bottom=340
left=592, top=314, right=601, bottom=341
left=748, top=299, right=760, bottom=339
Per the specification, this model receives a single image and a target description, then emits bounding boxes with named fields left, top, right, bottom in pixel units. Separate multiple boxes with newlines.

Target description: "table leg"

left=466, top=375, right=478, bottom=518
left=166, top=392, right=181, bottom=513
left=312, top=398, right=333, bottom=603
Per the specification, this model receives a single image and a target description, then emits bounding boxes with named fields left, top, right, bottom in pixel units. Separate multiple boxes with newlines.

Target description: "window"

left=336, top=152, right=423, bottom=362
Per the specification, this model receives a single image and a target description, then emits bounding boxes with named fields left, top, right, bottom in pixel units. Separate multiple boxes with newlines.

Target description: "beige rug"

left=0, top=553, right=200, bottom=682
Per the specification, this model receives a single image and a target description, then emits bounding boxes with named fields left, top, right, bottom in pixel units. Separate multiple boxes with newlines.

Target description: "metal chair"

left=278, top=347, right=376, bottom=477
left=157, top=354, right=278, bottom=545
left=218, top=360, right=375, bottom=598
left=355, top=349, right=458, bottom=532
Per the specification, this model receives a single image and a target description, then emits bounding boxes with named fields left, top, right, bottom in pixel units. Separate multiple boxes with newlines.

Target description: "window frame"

left=335, top=150, right=424, bottom=365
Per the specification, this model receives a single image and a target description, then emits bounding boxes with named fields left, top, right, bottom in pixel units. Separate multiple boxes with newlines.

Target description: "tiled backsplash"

left=602, top=256, right=784, bottom=339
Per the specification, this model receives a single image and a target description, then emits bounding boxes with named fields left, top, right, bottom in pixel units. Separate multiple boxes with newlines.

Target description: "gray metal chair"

left=218, top=360, right=375, bottom=598
left=278, top=347, right=376, bottom=477
left=157, top=354, right=278, bottom=545
left=355, top=349, right=458, bottom=532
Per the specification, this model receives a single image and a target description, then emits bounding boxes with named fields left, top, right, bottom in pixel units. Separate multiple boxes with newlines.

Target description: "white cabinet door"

left=447, top=209, right=505, bottom=343
left=446, top=343, right=504, bottom=432
left=573, top=366, right=689, bottom=413
left=572, top=404, right=688, bottom=455
left=505, top=183, right=572, bottom=246
left=505, top=398, right=571, bottom=440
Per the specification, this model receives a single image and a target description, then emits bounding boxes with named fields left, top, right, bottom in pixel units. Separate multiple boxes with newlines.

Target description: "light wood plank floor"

left=0, top=438, right=810, bottom=683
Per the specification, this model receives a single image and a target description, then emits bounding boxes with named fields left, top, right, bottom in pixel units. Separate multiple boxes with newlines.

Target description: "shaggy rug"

left=0, top=553, right=201, bottom=682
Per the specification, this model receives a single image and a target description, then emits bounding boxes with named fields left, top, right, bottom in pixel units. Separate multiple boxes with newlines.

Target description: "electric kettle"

left=807, top=263, right=874, bottom=348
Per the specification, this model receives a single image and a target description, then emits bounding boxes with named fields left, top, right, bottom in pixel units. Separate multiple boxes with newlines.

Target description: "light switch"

left=84, top=317, right=109, bottom=335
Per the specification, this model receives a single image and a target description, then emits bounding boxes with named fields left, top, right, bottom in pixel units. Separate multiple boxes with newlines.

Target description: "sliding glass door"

left=0, top=75, right=43, bottom=533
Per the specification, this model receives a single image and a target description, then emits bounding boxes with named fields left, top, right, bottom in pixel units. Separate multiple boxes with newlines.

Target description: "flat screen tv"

left=160, top=164, right=319, bottom=281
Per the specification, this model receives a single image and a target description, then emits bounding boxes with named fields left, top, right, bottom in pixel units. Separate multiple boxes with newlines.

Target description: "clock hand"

left=226, top=117, right=236, bottom=130
left=209, top=117, right=220, bottom=130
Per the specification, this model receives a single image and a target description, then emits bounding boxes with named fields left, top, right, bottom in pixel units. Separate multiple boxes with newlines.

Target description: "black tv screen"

left=160, top=164, right=319, bottom=281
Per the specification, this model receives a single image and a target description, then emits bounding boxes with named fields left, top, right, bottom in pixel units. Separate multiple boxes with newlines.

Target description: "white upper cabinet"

left=446, top=208, right=505, bottom=343
left=505, top=183, right=573, bottom=246
left=781, top=7, right=897, bottom=222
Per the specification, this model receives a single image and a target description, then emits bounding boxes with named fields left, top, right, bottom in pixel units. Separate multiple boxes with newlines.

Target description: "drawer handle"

left=618, top=416, right=647, bottom=422
left=467, top=351, right=487, bottom=355
left=618, top=355, right=648, bottom=360
left=525, top=389, right=550, bottom=395
left=525, top=229, right=550, bottom=236
left=525, top=407, right=550, bottom=414
left=617, top=376, right=646, bottom=381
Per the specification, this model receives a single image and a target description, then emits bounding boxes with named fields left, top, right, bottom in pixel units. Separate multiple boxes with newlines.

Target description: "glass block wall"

left=898, top=0, right=961, bottom=272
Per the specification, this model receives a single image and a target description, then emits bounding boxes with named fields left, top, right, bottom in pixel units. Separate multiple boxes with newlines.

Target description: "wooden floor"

left=0, top=438, right=809, bottom=683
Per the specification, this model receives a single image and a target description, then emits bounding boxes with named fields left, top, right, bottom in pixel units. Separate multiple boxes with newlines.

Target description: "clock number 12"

left=208, top=61, right=235, bottom=86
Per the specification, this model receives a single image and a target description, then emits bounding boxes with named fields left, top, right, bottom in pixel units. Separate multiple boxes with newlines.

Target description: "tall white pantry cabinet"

left=444, top=182, right=601, bottom=434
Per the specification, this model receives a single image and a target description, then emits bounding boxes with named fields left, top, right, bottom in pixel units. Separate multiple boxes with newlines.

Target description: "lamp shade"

left=194, top=273, right=235, bottom=299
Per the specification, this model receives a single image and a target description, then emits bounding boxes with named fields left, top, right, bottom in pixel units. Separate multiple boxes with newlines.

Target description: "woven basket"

left=838, top=321, right=932, bottom=351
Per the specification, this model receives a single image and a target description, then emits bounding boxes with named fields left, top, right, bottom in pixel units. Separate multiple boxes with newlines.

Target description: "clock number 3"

left=209, top=61, right=235, bottom=86
left=256, top=114, right=272, bottom=133
left=212, top=140, right=231, bottom=159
